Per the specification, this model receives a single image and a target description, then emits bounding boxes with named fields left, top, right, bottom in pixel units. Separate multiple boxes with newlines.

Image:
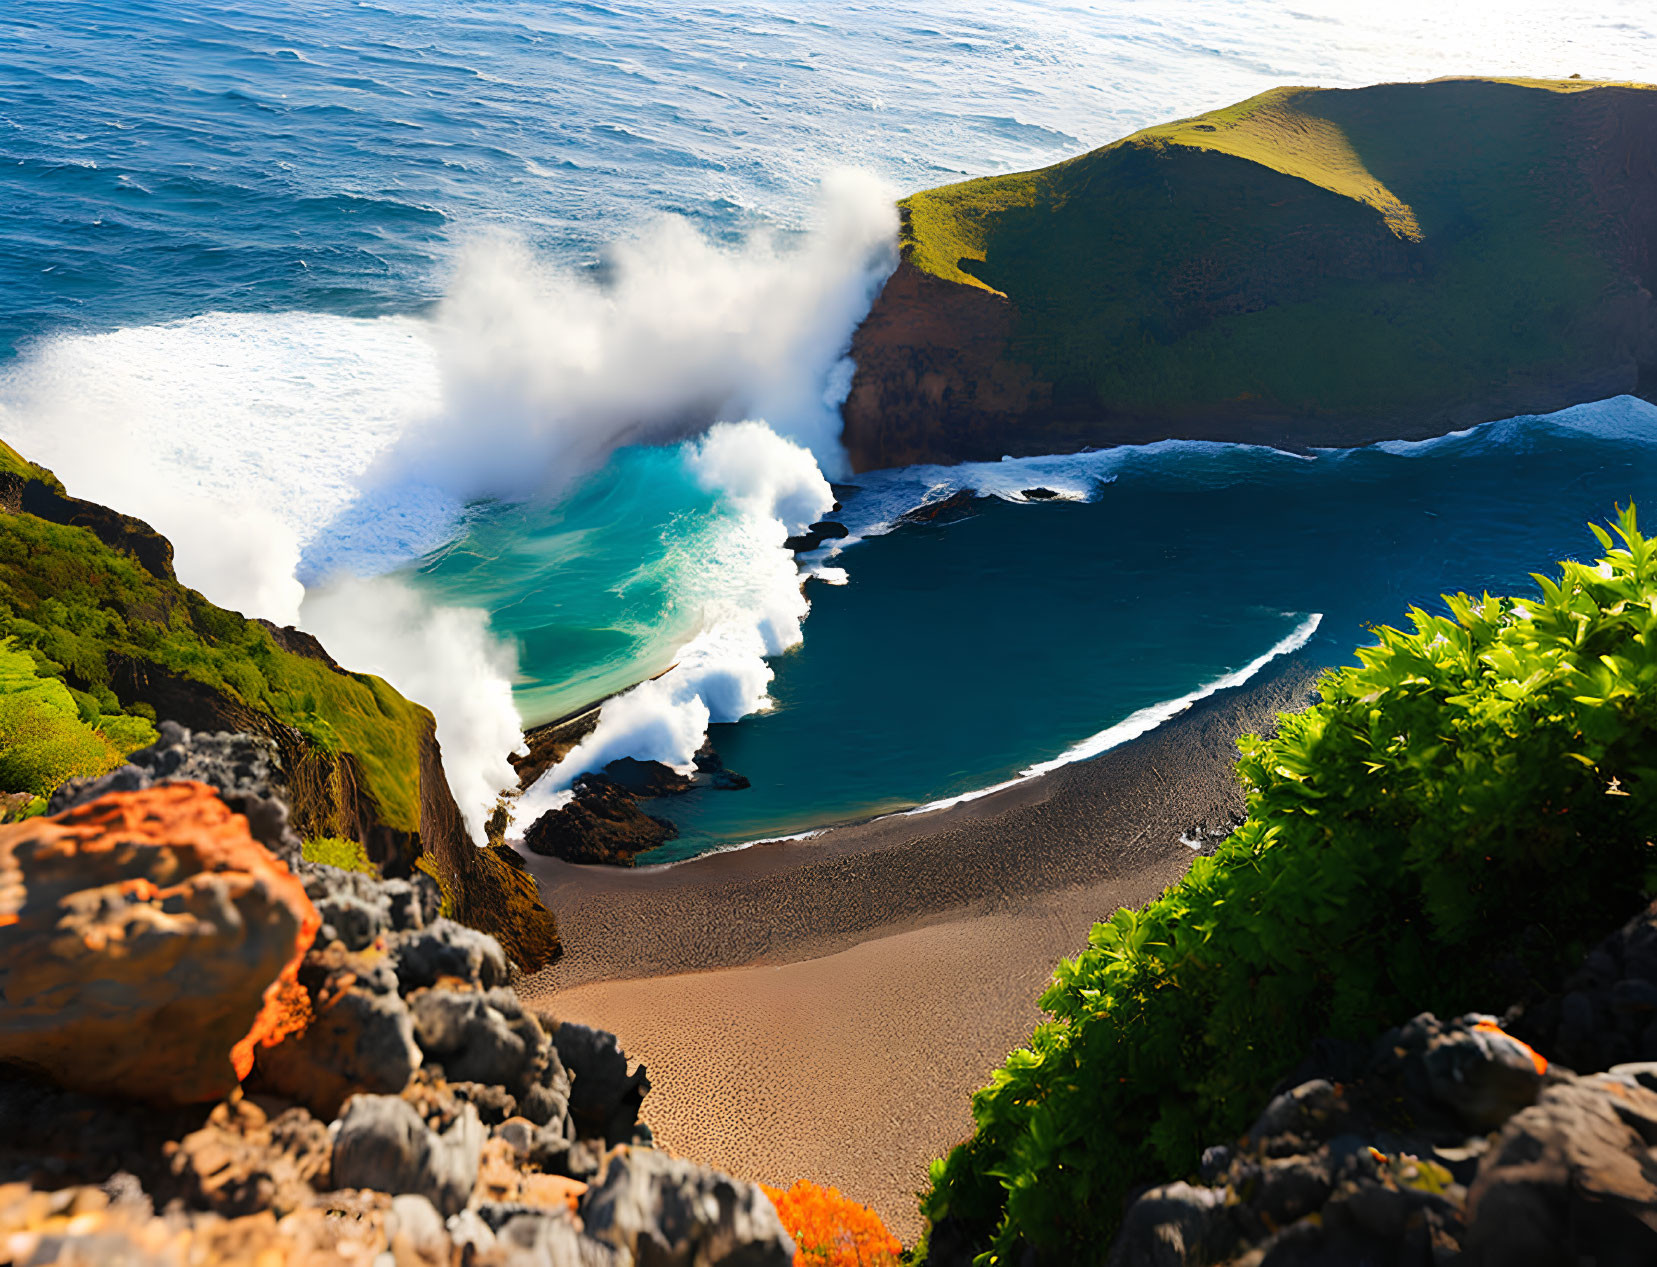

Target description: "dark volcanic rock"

left=331, top=1094, right=484, bottom=1217
left=1101, top=1008, right=1657, bottom=1267
left=521, top=773, right=678, bottom=866
left=1022, top=486, right=1060, bottom=500
left=783, top=518, right=851, bottom=552
left=898, top=489, right=979, bottom=525
left=554, top=1022, right=652, bottom=1148
left=693, top=741, right=751, bottom=792
left=603, top=757, right=694, bottom=797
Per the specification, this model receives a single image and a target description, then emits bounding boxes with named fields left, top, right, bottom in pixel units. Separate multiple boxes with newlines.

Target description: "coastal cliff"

left=843, top=78, right=1657, bottom=469
left=0, top=440, right=560, bottom=970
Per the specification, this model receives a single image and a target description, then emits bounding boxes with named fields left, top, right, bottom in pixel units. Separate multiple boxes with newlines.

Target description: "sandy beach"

left=516, top=653, right=1320, bottom=1240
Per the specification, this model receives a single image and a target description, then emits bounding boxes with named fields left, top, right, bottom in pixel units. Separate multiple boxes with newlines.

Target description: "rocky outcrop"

left=0, top=782, right=794, bottom=1266
left=843, top=79, right=1657, bottom=470
left=51, top=721, right=306, bottom=864
left=522, top=773, right=680, bottom=867
left=1102, top=1014, right=1657, bottom=1265
left=582, top=1147, right=796, bottom=1267
left=1099, top=901, right=1657, bottom=1265
left=0, top=784, right=319, bottom=1104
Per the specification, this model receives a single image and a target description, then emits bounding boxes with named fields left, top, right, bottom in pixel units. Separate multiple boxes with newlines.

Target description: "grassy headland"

left=844, top=78, right=1657, bottom=468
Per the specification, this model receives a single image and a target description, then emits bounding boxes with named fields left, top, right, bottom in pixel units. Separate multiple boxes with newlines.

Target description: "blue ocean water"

left=4, top=1, right=1657, bottom=851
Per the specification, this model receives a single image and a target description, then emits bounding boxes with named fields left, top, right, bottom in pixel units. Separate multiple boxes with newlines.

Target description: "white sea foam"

left=0, top=174, right=895, bottom=837
left=517, top=421, right=834, bottom=821
left=900, top=612, right=1325, bottom=817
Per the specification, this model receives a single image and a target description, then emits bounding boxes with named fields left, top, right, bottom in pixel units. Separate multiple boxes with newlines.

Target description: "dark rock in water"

left=1022, top=486, right=1060, bottom=500
left=580, top=1146, right=796, bottom=1267
left=693, top=740, right=751, bottom=792
left=899, top=488, right=979, bottom=525
left=521, top=774, right=677, bottom=866
left=830, top=482, right=861, bottom=503
left=603, top=756, right=693, bottom=798
left=783, top=517, right=850, bottom=552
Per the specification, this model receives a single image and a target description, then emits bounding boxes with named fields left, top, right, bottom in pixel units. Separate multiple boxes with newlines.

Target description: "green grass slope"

left=0, top=445, right=561, bottom=968
left=845, top=78, right=1657, bottom=468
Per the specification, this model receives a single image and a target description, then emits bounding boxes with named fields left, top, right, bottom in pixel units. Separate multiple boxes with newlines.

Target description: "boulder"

left=555, top=1022, right=651, bottom=1147
left=390, top=918, right=510, bottom=991
left=603, top=758, right=694, bottom=798
left=1463, top=1071, right=1657, bottom=1263
left=165, top=1095, right=331, bottom=1218
left=0, top=784, right=318, bottom=1104
left=331, top=1094, right=485, bottom=1218
left=410, top=987, right=551, bottom=1093
left=50, top=722, right=305, bottom=865
left=580, top=1146, right=795, bottom=1267
left=522, top=774, right=678, bottom=867
left=253, top=943, right=422, bottom=1118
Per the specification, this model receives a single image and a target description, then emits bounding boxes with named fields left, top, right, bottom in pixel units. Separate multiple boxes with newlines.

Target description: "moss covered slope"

left=0, top=447, right=561, bottom=969
left=844, top=78, right=1657, bottom=469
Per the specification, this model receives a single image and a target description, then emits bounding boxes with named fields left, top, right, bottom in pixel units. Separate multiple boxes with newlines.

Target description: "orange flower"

left=760, top=1179, right=903, bottom=1267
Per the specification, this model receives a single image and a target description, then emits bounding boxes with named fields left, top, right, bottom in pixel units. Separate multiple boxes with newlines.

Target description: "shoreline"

left=518, top=647, right=1320, bottom=991
left=515, top=650, right=1322, bottom=1237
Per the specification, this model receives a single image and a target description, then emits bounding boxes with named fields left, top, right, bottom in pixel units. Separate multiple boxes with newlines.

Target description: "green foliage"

left=0, top=639, right=154, bottom=796
left=0, top=507, right=427, bottom=831
left=900, top=78, right=1647, bottom=425
left=303, top=835, right=379, bottom=875
left=926, top=507, right=1657, bottom=1263
left=0, top=440, right=64, bottom=494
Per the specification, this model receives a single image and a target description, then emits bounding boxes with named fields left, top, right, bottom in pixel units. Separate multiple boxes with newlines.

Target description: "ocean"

left=3, top=0, right=1656, bottom=851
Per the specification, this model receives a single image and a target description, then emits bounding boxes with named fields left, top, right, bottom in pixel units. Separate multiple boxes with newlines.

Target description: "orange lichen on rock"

left=760, top=1180, right=902, bottom=1267
left=1474, top=1019, right=1549, bottom=1076
left=0, top=782, right=319, bottom=1104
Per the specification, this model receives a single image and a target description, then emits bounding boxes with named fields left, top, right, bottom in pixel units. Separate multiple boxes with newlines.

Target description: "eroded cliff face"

left=842, top=79, right=1657, bottom=471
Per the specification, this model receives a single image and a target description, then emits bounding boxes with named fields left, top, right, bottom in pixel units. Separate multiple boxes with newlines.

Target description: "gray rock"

left=49, top=722, right=303, bottom=863
left=1464, top=1073, right=1657, bottom=1264
left=452, top=1080, right=519, bottom=1125
left=556, top=1022, right=651, bottom=1146
left=580, top=1147, right=794, bottom=1267
left=1245, top=1079, right=1344, bottom=1157
left=1420, top=1013, right=1547, bottom=1130
left=446, top=1208, right=498, bottom=1258
left=256, top=971, right=421, bottom=1118
left=331, top=1095, right=485, bottom=1218
left=1106, top=1182, right=1236, bottom=1267
left=411, top=987, right=549, bottom=1092
left=496, top=1210, right=631, bottom=1266
left=392, top=919, right=510, bottom=991
left=296, top=865, right=442, bottom=951
left=388, top=1193, right=450, bottom=1261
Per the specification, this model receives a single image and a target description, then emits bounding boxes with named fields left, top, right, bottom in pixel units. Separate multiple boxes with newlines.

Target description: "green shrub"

left=924, top=506, right=1657, bottom=1263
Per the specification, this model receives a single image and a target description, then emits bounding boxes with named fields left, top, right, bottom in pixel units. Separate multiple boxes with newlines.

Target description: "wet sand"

left=515, top=653, right=1320, bottom=1240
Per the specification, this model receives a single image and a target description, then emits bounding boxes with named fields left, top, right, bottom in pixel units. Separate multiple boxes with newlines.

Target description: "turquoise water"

left=5, top=2, right=1657, bottom=848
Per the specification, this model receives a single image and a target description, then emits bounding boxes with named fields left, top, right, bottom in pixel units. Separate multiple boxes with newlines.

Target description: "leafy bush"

left=923, top=507, right=1657, bottom=1263
left=760, top=1180, right=902, bottom=1266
